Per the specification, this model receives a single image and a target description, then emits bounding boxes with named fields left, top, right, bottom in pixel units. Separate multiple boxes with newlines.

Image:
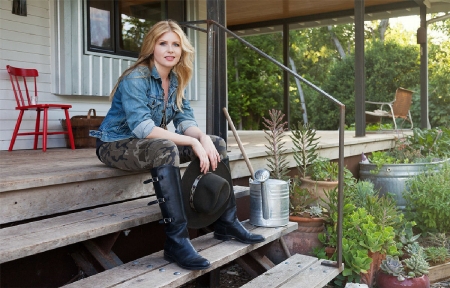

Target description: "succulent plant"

left=403, top=254, right=429, bottom=277
left=306, top=205, right=324, bottom=218
left=404, top=242, right=425, bottom=257
left=380, top=255, right=405, bottom=281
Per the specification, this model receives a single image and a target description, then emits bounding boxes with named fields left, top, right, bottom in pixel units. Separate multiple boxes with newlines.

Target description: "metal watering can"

left=249, top=169, right=289, bottom=227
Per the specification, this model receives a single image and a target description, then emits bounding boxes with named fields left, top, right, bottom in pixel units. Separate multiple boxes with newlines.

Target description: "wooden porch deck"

left=0, top=130, right=399, bottom=225
left=0, top=130, right=400, bottom=287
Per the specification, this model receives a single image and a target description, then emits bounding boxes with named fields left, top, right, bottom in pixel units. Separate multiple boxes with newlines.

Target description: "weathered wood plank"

left=0, top=174, right=153, bottom=224
left=0, top=197, right=160, bottom=264
left=112, top=222, right=297, bottom=288
left=241, top=254, right=320, bottom=288
left=0, top=186, right=250, bottom=264
left=279, top=259, right=343, bottom=288
left=429, top=261, right=450, bottom=283
left=64, top=222, right=297, bottom=288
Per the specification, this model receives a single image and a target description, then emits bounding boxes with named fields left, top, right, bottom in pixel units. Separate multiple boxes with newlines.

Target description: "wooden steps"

left=241, top=253, right=343, bottom=288
left=63, top=222, right=298, bottom=288
left=0, top=186, right=250, bottom=265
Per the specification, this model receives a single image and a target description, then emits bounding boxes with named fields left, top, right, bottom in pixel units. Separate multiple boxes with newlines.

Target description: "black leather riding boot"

left=147, top=165, right=210, bottom=270
left=214, top=157, right=265, bottom=244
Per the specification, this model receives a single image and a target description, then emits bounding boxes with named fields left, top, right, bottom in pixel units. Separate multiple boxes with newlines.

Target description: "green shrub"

left=404, top=162, right=450, bottom=233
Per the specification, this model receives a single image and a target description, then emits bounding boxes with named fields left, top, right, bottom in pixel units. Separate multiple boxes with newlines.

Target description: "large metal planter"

left=359, top=159, right=448, bottom=210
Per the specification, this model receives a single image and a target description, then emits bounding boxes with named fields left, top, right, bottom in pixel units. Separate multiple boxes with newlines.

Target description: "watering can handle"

left=260, top=182, right=270, bottom=220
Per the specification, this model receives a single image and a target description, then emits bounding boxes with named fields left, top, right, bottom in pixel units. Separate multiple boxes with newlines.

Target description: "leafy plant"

left=403, top=162, right=450, bottom=233
left=290, top=121, right=319, bottom=179
left=339, top=207, right=398, bottom=280
left=290, top=122, right=339, bottom=182
left=368, top=128, right=450, bottom=169
left=262, top=109, right=289, bottom=180
left=346, top=181, right=404, bottom=229
left=425, top=246, right=449, bottom=265
left=309, top=158, right=338, bottom=181
left=289, top=177, right=316, bottom=216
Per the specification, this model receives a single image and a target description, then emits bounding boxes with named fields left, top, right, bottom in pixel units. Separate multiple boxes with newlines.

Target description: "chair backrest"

left=392, top=87, right=413, bottom=118
left=6, top=65, right=39, bottom=107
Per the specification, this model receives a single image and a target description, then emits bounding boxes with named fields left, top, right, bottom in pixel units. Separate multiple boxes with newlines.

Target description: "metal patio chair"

left=365, top=87, right=414, bottom=130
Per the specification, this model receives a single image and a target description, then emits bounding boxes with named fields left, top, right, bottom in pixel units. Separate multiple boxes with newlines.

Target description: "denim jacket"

left=89, top=66, right=198, bottom=142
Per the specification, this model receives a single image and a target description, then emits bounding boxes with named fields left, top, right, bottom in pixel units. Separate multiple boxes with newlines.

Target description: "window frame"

left=85, top=0, right=185, bottom=58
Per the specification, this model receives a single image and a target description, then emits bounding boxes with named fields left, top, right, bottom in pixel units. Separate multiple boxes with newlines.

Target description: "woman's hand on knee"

left=199, top=135, right=220, bottom=172
left=192, top=140, right=210, bottom=174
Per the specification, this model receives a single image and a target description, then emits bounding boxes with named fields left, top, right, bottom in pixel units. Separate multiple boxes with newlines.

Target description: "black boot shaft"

left=148, top=165, right=210, bottom=270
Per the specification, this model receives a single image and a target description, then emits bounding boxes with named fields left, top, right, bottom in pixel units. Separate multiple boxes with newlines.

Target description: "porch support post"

left=283, top=23, right=290, bottom=127
left=207, top=0, right=228, bottom=140
left=419, top=4, right=430, bottom=128
left=354, top=0, right=365, bottom=137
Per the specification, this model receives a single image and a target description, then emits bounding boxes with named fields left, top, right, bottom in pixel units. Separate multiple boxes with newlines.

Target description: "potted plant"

left=262, top=111, right=328, bottom=256
left=284, top=177, right=329, bottom=255
left=290, top=122, right=339, bottom=205
left=360, top=127, right=450, bottom=210
left=376, top=253, right=430, bottom=288
left=316, top=180, right=401, bottom=287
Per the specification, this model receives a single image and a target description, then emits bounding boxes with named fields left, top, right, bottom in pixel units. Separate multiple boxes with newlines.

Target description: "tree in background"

left=227, top=17, right=449, bottom=130
left=227, top=33, right=283, bottom=130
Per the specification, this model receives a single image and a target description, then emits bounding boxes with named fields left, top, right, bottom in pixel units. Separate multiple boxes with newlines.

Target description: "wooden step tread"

left=279, top=258, right=343, bottom=288
left=242, top=253, right=343, bottom=288
left=64, top=221, right=298, bottom=288
left=0, top=186, right=250, bottom=264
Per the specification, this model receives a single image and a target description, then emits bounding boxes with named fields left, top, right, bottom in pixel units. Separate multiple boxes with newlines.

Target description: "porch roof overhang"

left=226, top=0, right=450, bottom=33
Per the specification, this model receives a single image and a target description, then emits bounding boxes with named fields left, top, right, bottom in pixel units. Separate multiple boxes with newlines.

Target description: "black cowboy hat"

left=181, top=158, right=232, bottom=229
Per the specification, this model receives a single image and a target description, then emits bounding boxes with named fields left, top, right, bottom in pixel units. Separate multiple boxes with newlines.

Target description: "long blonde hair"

left=110, top=20, right=194, bottom=110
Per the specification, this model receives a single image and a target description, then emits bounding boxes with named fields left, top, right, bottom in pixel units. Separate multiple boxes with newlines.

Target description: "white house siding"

left=0, top=0, right=208, bottom=151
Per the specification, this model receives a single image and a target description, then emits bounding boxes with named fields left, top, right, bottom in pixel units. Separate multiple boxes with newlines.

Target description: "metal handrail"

left=181, top=19, right=345, bottom=270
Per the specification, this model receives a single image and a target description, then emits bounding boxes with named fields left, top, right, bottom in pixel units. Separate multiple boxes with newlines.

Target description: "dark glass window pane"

left=119, top=0, right=165, bottom=53
left=89, top=0, right=113, bottom=50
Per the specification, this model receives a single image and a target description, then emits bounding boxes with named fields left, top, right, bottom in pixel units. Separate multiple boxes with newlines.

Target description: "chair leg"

left=408, top=111, right=413, bottom=129
left=64, top=108, right=75, bottom=150
left=391, top=115, right=397, bottom=130
left=8, top=110, right=25, bottom=151
left=34, top=109, right=41, bottom=150
left=43, top=108, right=48, bottom=152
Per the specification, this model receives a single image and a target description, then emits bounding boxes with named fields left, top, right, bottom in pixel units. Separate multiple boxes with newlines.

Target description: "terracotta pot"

left=325, top=246, right=336, bottom=259
left=376, top=272, right=430, bottom=288
left=284, top=215, right=325, bottom=256
left=360, top=251, right=386, bottom=287
left=299, top=177, right=338, bottom=206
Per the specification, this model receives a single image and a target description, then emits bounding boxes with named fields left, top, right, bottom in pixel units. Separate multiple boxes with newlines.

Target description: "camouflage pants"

left=97, top=135, right=227, bottom=172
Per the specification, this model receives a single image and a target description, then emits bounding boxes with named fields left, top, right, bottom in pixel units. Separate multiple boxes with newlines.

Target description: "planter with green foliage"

left=360, top=127, right=450, bottom=209
left=316, top=181, right=402, bottom=287
left=290, top=122, right=338, bottom=205
left=376, top=253, right=430, bottom=288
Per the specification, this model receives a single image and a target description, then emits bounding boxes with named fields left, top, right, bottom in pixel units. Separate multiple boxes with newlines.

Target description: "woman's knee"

left=147, top=139, right=180, bottom=167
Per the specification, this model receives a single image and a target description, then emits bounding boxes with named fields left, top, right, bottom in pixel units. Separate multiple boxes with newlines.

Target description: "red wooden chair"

left=6, top=65, right=75, bottom=152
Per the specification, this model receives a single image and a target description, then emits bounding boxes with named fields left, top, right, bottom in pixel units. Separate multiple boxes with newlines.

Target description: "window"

left=86, top=0, right=185, bottom=57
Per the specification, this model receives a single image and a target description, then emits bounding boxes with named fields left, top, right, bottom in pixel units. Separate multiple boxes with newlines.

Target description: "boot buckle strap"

left=143, top=176, right=159, bottom=184
left=147, top=197, right=165, bottom=206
